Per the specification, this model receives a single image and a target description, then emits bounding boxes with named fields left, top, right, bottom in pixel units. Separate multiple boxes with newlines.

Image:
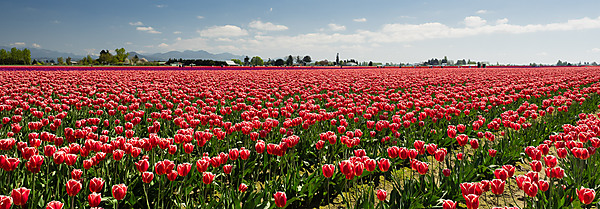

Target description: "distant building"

left=225, top=60, right=239, bottom=66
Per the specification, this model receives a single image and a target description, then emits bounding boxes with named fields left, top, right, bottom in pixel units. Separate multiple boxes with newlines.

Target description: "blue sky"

left=1, top=0, right=600, bottom=64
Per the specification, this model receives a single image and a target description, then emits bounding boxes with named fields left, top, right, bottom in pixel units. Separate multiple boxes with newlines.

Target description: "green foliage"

left=0, top=47, right=31, bottom=65
left=250, top=56, right=264, bottom=66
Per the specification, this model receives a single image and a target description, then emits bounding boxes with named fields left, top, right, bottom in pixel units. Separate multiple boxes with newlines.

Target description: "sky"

left=1, top=0, right=600, bottom=64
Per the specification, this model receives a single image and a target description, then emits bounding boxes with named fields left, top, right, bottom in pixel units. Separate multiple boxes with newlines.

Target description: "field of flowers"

left=0, top=66, right=598, bottom=209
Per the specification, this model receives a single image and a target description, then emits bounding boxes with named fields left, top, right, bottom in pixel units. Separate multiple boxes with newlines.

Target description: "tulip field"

left=1, top=66, right=600, bottom=209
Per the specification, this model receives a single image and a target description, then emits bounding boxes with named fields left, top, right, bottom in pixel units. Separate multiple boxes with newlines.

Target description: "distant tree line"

left=0, top=47, right=31, bottom=65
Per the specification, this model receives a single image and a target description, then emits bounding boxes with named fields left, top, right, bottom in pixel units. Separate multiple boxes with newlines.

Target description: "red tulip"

left=416, top=161, right=429, bottom=175
left=543, top=155, right=557, bottom=168
left=442, top=200, right=456, bottom=209
left=434, top=149, right=446, bottom=162
left=365, top=159, right=376, bottom=172
left=490, top=179, right=505, bottom=195
left=135, top=159, right=149, bottom=173
left=469, top=139, right=479, bottom=149
left=494, top=168, right=508, bottom=181
left=529, top=160, right=542, bottom=172
left=88, top=193, right=101, bottom=207
left=273, top=191, right=287, bottom=207
left=0, top=156, right=19, bottom=172
left=240, top=148, right=250, bottom=160
left=223, top=164, right=233, bottom=174
left=167, top=170, right=178, bottom=181
left=387, top=146, right=399, bottom=158
left=239, top=183, right=248, bottom=192
left=577, top=187, right=596, bottom=204
left=196, top=159, right=209, bottom=173
left=71, top=169, right=83, bottom=181
left=447, top=128, right=457, bottom=139
left=89, top=177, right=104, bottom=193
left=111, top=184, right=127, bottom=201
left=53, top=151, right=65, bottom=164
left=66, top=179, right=82, bottom=196
left=183, top=143, right=194, bottom=154
left=457, top=153, right=464, bottom=160
left=538, top=180, right=549, bottom=192
left=464, top=194, right=479, bottom=209
left=522, top=181, right=538, bottom=197
left=142, top=172, right=154, bottom=184
left=488, top=149, right=497, bottom=157
left=45, top=201, right=63, bottom=209
left=26, top=155, right=43, bottom=173
left=502, top=165, right=515, bottom=178
left=112, top=149, right=125, bottom=161
left=378, top=158, right=390, bottom=172
left=202, top=172, right=215, bottom=185
left=177, top=163, right=192, bottom=177
left=377, top=189, right=387, bottom=201
left=11, top=187, right=30, bottom=206
left=460, top=182, right=483, bottom=197
left=480, top=180, right=490, bottom=192
left=322, top=164, right=335, bottom=178
left=64, top=154, right=77, bottom=166
left=0, top=195, right=12, bottom=209
left=456, top=134, right=468, bottom=146
left=442, top=169, right=451, bottom=177
left=551, top=167, right=564, bottom=179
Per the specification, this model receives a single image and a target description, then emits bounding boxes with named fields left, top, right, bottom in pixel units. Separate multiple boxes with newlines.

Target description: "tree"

left=243, top=56, right=250, bottom=65
left=295, top=55, right=302, bottom=65
left=368, top=61, right=373, bottom=66
left=231, top=59, right=242, bottom=65
left=286, top=55, right=293, bottom=66
left=336, top=53, right=339, bottom=65
left=22, top=48, right=31, bottom=65
left=57, top=57, right=64, bottom=65
left=302, top=55, right=312, bottom=64
left=250, top=56, right=264, bottom=66
left=274, top=59, right=284, bottom=66
left=0, top=49, right=7, bottom=64
left=442, top=56, right=448, bottom=64
left=115, top=48, right=128, bottom=62
left=99, top=50, right=113, bottom=65
left=131, top=55, right=139, bottom=64
left=66, top=57, right=72, bottom=65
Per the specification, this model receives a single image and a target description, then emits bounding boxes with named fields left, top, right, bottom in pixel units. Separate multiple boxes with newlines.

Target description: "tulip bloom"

left=442, top=169, right=451, bottom=177
left=442, top=200, right=456, bottom=209
left=490, top=179, right=505, bottom=195
left=273, top=192, right=287, bottom=207
left=494, top=168, right=508, bottom=181
left=202, top=172, right=215, bottom=185
left=71, top=169, right=83, bottom=181
left=577, top=187, right=596, bottom=205
left=112, top=184, right=127, bottom=200
left=88, top=193, right=101, bottom=207
left=142, top=172, right=154, bottom=184
left=464, top=194, right=479, bottom=209
left=0, top=196, right=12, bottom=209
left=543, top=155, right=557, bottom=168
left=376, top=189, right=387, bottom=201
left=45, top=201, right=63, bottom=209
left=11, top=187, right=30, bottom=206
left=322, top=164, right=335, bottom=178
left=378, top=158, right=390, bottom=172
left=89, top=177, right=105, bottom=193
left=223, top=164, right=233, bottom=174
left=135, top=159, right=149, bottom=173
left=66, top=179, right=82, bottom=196
left=177, top=163, right=192, bottom=177
left=239, top=183, right=248, bottom=192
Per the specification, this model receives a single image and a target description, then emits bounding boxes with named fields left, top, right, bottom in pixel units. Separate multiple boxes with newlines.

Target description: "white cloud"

left=52, top=20, right=60, bottom=24
left=129, top=21, right=144, bottom=26
left=156, top=5, right=166, bottom=8
left=249, top=20, right=288, bottom=31
left=199, top=25, right=248, bottom=37
left=31, top=43, right=41, bottom=48
left=136, top=26, right=161, bottom=34
left=464, top=16, right=487, bottom=27
left=173, top=31, right=182, bottom=34
left=270, top=8, right=273, bottom=12
left=328, top=23, right=346, bottom=31
left=496, top=18, right=509, bottom=25
left=158, top=43, right=169, bottom=48
left=197, top=16, right=204, bottom=19
left=476, top=10, right=488, bottom=14
left=125, top=42, right=132, bottom=45
left=10, top=42, right=26, bottom=46
left=353, top=18, right=367, bottom=22
left=592, top=48, right=600, bottom=53
left=537, top=52, right=548, bottom=56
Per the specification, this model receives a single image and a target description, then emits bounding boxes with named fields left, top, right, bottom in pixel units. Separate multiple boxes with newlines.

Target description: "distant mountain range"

left=0, top=46, right=244, bottom=62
